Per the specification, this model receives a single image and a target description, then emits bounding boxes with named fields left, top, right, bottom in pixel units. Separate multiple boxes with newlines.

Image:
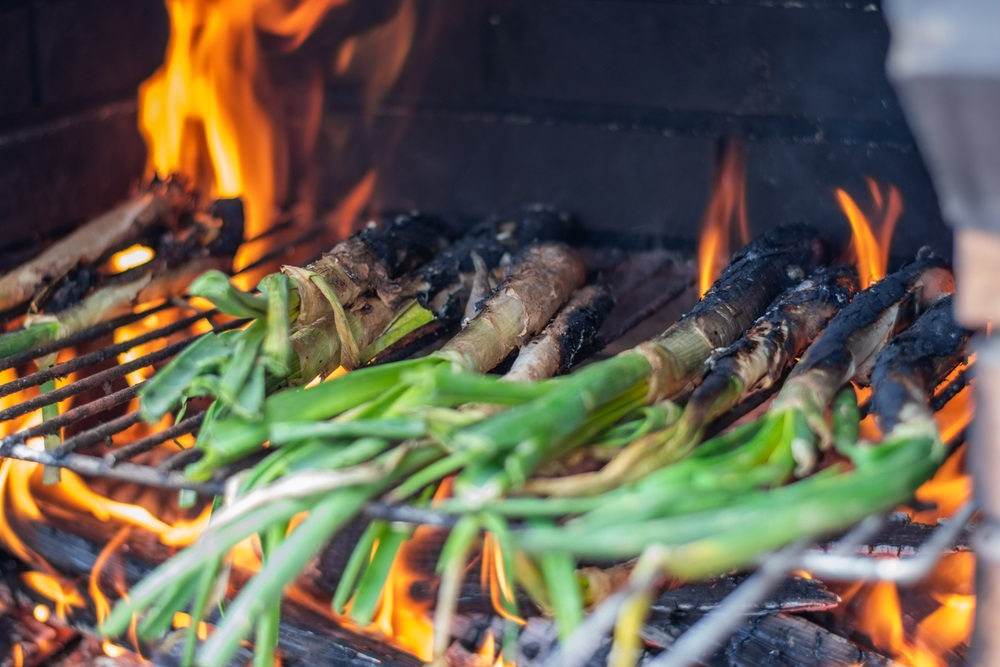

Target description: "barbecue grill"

left=0, top=1, right=988, bottom=666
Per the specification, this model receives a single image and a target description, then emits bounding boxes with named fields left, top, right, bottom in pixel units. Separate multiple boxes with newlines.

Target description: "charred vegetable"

left=102, top=243, right=589, bottom=667
left=432, top=223, right=827, bottom=508
left=0, top=194, right=244, bottom=360
left=529, top=265, right=859, bottom=497
left=544, top=295, right=971, bottom=667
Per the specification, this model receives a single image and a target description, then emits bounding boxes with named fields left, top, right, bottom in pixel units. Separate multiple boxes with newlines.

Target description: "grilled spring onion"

left=0, top=197, right=244, bottom=360
left=527, top=265, right=859, bottom=497
left=0, top=178, right=198, bottom=313
left=137, top=211, right=453, bottom=420
left=101, top=243, right=588, bottom=666
left=558, top=295, right=972, bottom=667
left=767, top=252, right=955, bottom=473
left=184, top=242, right=587, bottom=479
left=139, top=207, right=572, bottom=428
left=432, top=223, right=827, bottom=508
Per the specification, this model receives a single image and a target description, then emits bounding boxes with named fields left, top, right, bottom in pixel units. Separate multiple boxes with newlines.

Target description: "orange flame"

left=854, top=554, right=975, bottom=667
left=835, top=178, right=902, bottom=287
left=475, top=631, right=516, bottom=667
left=480, top=533, right=526, bottom=626
left=697, top=140, right=749, bottom=297
left=20, top=572, right=84, bottom=620
left=139, top=0, right=350, bottom=267
left=370, top=526, right=436, bottom=662
left=109, top=244, right=156, bottom=273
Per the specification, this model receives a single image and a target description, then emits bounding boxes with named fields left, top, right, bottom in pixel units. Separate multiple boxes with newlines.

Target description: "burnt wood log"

left=641, top=613, right=894, bottom=667
left=514, top=612, right=892, bottom=667
left=816, top=512, right=973, bottom=557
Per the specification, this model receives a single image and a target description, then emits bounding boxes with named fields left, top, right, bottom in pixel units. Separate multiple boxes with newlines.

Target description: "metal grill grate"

left=0, top=229, right=977, bottom=663
left=0, top=222, right=328, bottom=495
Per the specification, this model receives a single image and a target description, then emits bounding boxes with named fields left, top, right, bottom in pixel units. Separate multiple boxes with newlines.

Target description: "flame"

left=109, top=244, right=155, bottom=273
left=481, top=533, right=526, bottom=626
left=89, top=527, right=132, bottom=626
left=139, top=0, right=349, bottom=267
left=139, top=0, right=412, bottom=271
left=20, top=572, right=84, bottom=620
left=854, top=553, right=975, bottom=667
left=474, top=631, right=516, bottom=667
left=835, top=179, right=902, bottom=287
left=370, top=526, right=435, bottom=662
left=173, top=612, right=212, bottom=640
left=697, top=140, right=749, bottom=297
left=102, top=642, right=128, bottom=658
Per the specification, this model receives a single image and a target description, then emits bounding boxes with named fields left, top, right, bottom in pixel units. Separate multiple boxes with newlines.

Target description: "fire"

left=139, top=0, right=347, bottom=246
left=173, top=612, right=212, bottom=641
left=475, top=631, right=516, bottom=667
left=20, top=572, right=84, bottom=620
left=370, top=526, right=436, bottom=662
left=697, top=140, right=749, bottom=296
left=481, top=532, right=526, bottom=626
left=32, top=604, right=50, bottom=623
left=854, top=554, right=975, bottom=667
left=109, top=244, right=155, bottom=273
left=835, top=178, right=902, bottom=287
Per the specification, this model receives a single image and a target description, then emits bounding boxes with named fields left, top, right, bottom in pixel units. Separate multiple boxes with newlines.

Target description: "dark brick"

left=34, top=0, right=166, bottom=110
left=491, top=0, right=903, bottom=124
left=0, top=8, right=34, bottom=121
left=359, top=0, right=904, bottom=136
left=0, top=104, right=146, bottom=251
left=319, top=108, right=949, bottom=256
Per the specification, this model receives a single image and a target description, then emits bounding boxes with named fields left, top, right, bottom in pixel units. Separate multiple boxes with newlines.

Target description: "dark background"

left=0, top=0, right=950, bottom=259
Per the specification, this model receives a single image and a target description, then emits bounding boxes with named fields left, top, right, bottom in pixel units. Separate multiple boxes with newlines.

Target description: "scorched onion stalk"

left=0, top=196, right=244, bottom=360
left=551, top=294, right=971, bottom=667
left=102, top=242, right=587, bottom=666
left=0, top=178, right=198, bottom=313
left=428, top=223, right=827, bottom=508
left=137, top=211, right=453, bottom=420
left=527, top=264, right=859, bottom=497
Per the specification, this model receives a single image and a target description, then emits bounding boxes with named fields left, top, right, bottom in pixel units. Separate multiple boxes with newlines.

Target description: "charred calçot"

left=0, top=189, right=246, bottom=360
left=869, top=294, right=971, bottom=437
left=295, top=205, right=577, bottom=376
left=103, top=242, right=591, bottom=667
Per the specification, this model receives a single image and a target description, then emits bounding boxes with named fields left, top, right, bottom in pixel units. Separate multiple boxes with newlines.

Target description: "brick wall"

left=0, top=0, right=166, bottom=255
left=320, top=0, right=951, bottom=258
left=0, top=0, right=951, bottom=262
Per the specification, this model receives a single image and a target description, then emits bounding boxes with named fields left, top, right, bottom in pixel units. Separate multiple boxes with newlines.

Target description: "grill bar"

left=0, top=301, right=176, bottom=371
left=0, top=440, right=220, bottom=493
left=53, top=411, right=144, bottom=455
left=0, top=308, right=216, bottom=398
left=0, top=343, right=181, bottom=423
left=3, top=383, right=140, bottom=443
left=0, top=317, right=246, bottom=424
left=106, top=413, right=205, bottom=465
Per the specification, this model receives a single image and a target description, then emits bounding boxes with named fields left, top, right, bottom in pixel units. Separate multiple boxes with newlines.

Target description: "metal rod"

left=106, top=413, right=205, bottom=465
left=0, top=383, right=141, bottom=444
left=793, top=501, right=978, bottom=583
left=0, top=317, right=246, bottom=424
left=0, top=343, right=181, bottom=423
left=362, top=501, right=461, bottom=528
left=0, top=440, right=221, bottom=494
left=0, top=301, right=175, bottom=371
left=0, top=308, right=214, bottom=397
left=157, top=447, right=204, bottom=473
left=51, top=411, right=143, bottom=455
